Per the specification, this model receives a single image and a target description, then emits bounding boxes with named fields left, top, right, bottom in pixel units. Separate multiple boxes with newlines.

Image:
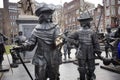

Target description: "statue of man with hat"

left=14, top=3, right=62, bottom=80
left=68, top=13, right=101, bottom=80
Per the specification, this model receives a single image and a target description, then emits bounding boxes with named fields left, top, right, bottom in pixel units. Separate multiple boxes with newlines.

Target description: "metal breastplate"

left=78, top=29, right=93, bottom=45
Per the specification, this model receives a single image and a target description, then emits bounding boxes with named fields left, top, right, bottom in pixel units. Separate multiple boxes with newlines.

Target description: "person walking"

left=0, top=33, right=8, bottom=69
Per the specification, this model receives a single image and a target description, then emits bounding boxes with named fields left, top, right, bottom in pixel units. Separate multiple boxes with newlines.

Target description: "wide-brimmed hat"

left=35, top=3, right=55, bottom=17
left=77, top=13, right=93, bottom=22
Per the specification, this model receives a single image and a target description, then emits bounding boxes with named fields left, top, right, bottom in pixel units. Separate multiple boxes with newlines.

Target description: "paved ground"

left=1, top=49, right=120, bottom=80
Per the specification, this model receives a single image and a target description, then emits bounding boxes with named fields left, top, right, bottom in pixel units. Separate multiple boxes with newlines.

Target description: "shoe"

left=68, top=56, right=72, bottom=59
left=0, top=65, right=2, bottom=69
left=77, top=77, right=80, bottom=80
left=63, top=58, right=66, bottom=60
left=64, top=56, right=66, bottom=60
left=10, top=64, right=18, bottom=68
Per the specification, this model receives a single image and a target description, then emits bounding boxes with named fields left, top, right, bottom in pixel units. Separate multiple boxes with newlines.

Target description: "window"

left=65, top=15, right=67, bottom=19
left=69, top=17, right=71, bottom=23
left=76, top=9, right=79, bottom=14
left=97, top=8, right=101, bottom=13
left=14, top=16, right=16, bottom=19
left=11, top=22, right=13, bottom=26
left=65, top=19, right=68, bottom=24
left=68, top=5, right=74, bottom=10
left=9, top=10, right=17, bottom=13
left=106, top=19, right=110, bottom=25
left=118, top=6, right=120, bottom=15
left=72, top=17, right=75, bottom=22
left=10, top=16, right=12, bottom=19
left=111, top=0, right=115, bottom=5
left=106, top=0, right=110, bottom=6
left=77, top=16, right=80, bottom=19
left=106, top=8, right=110, bottom=16
left=111, top=6, right=115, bottom=16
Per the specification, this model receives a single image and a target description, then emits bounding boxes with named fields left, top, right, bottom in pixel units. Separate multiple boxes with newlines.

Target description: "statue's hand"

left=12, top=45, right=24, bottom=51
left=55, top=36, right=64, bottom=46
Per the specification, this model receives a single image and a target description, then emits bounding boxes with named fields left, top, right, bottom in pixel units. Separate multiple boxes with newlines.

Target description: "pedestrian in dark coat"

left=63, top=30, right=72, bottom=60
left=104, top=27, right=114, bottom=58
left=0, top=33, right=8, bottom=68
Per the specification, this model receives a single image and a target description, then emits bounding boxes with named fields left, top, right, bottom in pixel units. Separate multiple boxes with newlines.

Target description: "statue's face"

left=80, top=20, right=91, bottom=28
left=39, top=12, right=52, bottom=23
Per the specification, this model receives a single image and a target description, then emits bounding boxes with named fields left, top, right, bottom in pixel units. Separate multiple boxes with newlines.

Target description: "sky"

left=0, top=0, right=102, bottom=8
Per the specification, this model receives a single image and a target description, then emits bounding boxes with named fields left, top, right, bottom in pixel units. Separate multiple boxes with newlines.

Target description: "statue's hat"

left=77, top=12, right=93, bottom=22
left=35, top=3, right=55, bottom=16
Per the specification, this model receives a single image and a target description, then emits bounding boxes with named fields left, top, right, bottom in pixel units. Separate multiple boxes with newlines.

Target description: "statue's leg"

left=0, top=52, right=4, bottom=69
left=87, top=59, right=95, bottom=80
left=49, top=65, right=60, bottom=80
left=10, top=52, right=18, bottom=68
left=63, top=44, right=67, bottom=60
left=105, top=45, right=109, bottom=58
left=68, top=47, right=71, bottom=59
left=78, top=59, right=86, bottom=80
left=35, top=64, right=47, bottom=80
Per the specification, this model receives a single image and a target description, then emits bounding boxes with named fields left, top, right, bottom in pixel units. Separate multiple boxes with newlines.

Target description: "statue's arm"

left=22, top=34, right=37, bottom=51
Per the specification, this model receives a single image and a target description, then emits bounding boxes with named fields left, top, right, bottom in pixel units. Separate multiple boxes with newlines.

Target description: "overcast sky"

left=0, top=0, right=102, bottom=8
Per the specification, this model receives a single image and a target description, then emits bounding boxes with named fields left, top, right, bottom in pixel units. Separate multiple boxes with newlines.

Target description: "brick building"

left=63, top=0, right=95, bottom=31
left=9, top=3, right=19, bottom=38
left=103, top=0, right=120, bottom=28
left=52, top=5, right=65, bottom=32
left=63, top=0, right=81, bottom=31
left=94, top=4, right=105, bottom=33
left=0, top=0, right=19, bottom=43
left=3, top=0, right=10, bottom=38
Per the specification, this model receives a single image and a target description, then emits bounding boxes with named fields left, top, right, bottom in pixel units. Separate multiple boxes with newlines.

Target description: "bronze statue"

left=18, top=0, right=35, bottom=15
left=68, top=13, right=101, bottom=80
left=13, top=3, right=62, bottom=80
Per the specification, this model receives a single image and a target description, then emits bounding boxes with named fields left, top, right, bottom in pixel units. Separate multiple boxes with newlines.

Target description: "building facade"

left=9, top=3, right=19, bottom=39
left=63, top=0, right=95, bottom=31
left=63, top=0, right=80, bottom=31
left=3, top=0, right=10, bottom=38
left=103, top=0, right=120, bottom=28
left=94, top=4, right=105, bottom=33
left=52, top=5, right=64, bottom=32
left=0, top=0, right=19, bottom=43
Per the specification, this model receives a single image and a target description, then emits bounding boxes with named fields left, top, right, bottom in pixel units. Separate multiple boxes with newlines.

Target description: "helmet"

left=35, top=3, right=55, bottom=17
left=77, top=13, right=93, bottom=22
